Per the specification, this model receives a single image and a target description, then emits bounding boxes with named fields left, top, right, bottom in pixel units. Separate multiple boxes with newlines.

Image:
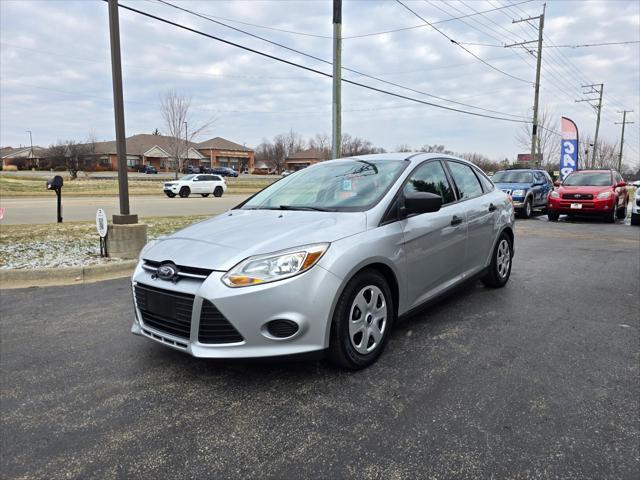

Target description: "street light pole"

left=26, top=130, right=34, bottom=167
left=184, top=121, right=188, bottom=169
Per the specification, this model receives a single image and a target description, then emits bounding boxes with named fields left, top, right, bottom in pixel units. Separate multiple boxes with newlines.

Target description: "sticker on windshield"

left=342, top=179, right=352, bottom=191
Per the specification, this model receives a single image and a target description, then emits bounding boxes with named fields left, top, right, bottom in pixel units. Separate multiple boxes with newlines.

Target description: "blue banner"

left=560, top=117, right=579, bottom=180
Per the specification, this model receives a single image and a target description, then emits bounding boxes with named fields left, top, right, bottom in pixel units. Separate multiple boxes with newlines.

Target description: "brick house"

left=1, top=146, right=47, bottom=169
left=284, top=148, right=326, bottom=171
left=93, top=134, right=254, bottom=172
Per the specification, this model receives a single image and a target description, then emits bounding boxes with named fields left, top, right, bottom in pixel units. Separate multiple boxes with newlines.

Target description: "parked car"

left=281, top=170, right=294, bottom=177
left=139, top=165, right=158, bottom=174
left=631, top=187, right=640, bottom=226
left=209, top=167, right=239, bottom=177
left=132, top=153, right=514, bottom=369
left=492, top=168, right=553, bottom=218
left=547, top=169, right=628, bottom=222
left=182, top=165, right=201, bottom=174
left=162, top=174, right=226, bottom=198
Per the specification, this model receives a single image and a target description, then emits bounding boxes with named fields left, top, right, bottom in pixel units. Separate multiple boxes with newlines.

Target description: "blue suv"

left=492, top=168, right=553, bottom=218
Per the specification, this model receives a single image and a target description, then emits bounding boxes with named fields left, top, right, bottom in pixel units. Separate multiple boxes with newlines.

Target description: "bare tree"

left=341, top=133, right=385, bottom=157
left=160, top=89, right=215, bottom=178
left=395, top=144, right=412, bottom=152
left=515, top=107, right=560, bottom=169
left=308, top=133, right=331, bottom=159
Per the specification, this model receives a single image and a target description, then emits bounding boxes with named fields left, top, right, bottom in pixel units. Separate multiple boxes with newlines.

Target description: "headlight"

left=597, top=191, right=612, bottom=199
left=222, top=243, right=329, bottom=287
left=550, top=191, right=560, bottom=199
left=512, top=189, right=526, bottom=197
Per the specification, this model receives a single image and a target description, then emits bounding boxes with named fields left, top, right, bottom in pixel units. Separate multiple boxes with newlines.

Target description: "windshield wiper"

left=279, top=205, right=335, bottom=212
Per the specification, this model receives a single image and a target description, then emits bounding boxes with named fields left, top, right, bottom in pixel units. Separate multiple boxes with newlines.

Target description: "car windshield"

left=240, top=159, right=408, bottom=212
left=492, top=171, right=533, bottom=183
left=563, top=172, right=611, bottom=186
left=181, top=175, right=195, bottom=181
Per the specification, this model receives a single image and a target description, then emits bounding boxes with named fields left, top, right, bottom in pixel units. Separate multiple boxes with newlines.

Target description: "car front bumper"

left=547, top=196, right=615, bottom=215
left=131, top=262, right=342, bottom=358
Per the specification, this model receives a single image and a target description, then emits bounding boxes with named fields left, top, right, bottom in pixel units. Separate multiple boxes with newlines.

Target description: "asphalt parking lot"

left=1, top=219, right=638, bottom=479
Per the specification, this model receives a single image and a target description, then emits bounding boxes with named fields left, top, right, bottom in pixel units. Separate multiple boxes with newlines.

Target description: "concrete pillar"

left=106, top=223, right=148, bottom=259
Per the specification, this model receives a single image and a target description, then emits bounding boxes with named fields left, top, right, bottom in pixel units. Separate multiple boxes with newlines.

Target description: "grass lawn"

left=0, top=175, right=275, bottom=197
left=0, top=215, right=209, bottom=269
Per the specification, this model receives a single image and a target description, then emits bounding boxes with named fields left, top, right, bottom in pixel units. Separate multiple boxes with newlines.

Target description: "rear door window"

left=446, top=161, right=484, bottom=200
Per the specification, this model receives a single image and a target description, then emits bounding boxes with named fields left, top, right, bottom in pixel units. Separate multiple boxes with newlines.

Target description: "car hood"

left=494, top=182, right=532, bottom=191
left=142, top=209, right=367, bottom=271
left=558, top=185, right=612, bottom=194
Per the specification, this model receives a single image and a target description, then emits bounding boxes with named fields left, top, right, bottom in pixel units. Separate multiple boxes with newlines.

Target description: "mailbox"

left=47, top=175, right=64, bottom=223
left=47, top=175, right=64, bottom=190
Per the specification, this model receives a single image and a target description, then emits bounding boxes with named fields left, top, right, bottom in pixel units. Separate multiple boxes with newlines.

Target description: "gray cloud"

left=1, top=0, right=638, bottom=167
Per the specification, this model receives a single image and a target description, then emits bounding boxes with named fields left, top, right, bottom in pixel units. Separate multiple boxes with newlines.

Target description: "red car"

left=547, top=169, right=628, bottom=223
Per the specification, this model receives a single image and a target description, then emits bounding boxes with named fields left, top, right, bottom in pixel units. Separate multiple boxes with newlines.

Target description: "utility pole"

left=506, top=3, right=545, bottom=167
left=108, top=0, right=135, bottom=224
left=615, top=110, right=633, bottom=172
left=576, top=83, right=604, bottom=167
left=332, top=0, right=342, bottom=159
left=26, top=130, right=34, bottom=167
left=184, top=121, right=188, bottom=169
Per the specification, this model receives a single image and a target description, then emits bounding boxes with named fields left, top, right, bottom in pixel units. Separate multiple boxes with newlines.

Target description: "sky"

left=1, top=0, right=639, bottom=169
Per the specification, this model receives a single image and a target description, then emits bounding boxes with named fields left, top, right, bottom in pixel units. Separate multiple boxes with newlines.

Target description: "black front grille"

left=563, top=193, right=593, bottom=200
left=134, top=283, right=194, bottom=339
left=198, top=300, right=244, bottom=344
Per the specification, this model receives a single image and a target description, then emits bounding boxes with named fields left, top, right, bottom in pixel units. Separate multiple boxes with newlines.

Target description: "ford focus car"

left=547, top=169, right=628, bottom=222
left=132, top=153, right=515, bottom=369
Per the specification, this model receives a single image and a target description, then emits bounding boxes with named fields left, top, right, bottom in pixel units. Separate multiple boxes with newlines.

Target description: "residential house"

left=1, top=146, right=48, bottom=169
left=284, top=148, right=326, bottom=171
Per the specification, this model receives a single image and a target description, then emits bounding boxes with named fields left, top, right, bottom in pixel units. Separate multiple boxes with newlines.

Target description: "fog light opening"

left=265, top=319, right=299, bottom=339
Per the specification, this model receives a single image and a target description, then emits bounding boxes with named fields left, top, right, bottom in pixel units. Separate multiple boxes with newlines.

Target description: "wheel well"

left=502, top=227, right=514, bottom=251
left=359, top=263, right=399, bottom=316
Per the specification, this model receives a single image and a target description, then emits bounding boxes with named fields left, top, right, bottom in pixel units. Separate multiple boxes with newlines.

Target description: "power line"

left=151, top=0, right=529, bottom=119
left=110, top=2, right=530, bottom=124
left=394, top=0, right=534, bottom=85
left=453, top=40, right=640, bottom=48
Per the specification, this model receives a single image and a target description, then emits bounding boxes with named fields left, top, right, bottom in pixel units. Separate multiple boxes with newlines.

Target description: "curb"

left=0, top=260, right=137, bottom=290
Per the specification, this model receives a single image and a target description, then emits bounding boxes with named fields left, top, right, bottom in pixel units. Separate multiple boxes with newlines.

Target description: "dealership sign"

left=560, top=117, right=579, bottom=180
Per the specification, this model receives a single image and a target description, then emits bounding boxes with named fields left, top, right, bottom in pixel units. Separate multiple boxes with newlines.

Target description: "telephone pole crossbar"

left=615, top=110, right=634, bottom=171
left=505, top=4, right=545, bottom=167
left=576, top=83, right=604, bottom=167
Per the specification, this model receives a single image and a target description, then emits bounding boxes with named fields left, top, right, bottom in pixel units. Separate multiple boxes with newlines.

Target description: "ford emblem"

left=155, top=262, right=179, bottom=282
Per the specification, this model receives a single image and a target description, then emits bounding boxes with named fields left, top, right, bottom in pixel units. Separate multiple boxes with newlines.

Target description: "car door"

left=401, top=160, right=469, bottom=308
left=445, top=160, right=497, bottom=274
left=532, top=171, right=547, bottom=206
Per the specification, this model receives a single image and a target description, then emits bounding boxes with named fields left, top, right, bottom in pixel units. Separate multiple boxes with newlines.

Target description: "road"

left=0, top=194, right=250, bottom=224
left=1, top=220, right=639, bottom=479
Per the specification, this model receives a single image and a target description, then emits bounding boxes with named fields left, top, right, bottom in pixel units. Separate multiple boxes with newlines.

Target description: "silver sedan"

left=131, top=153, right=515, bottom=369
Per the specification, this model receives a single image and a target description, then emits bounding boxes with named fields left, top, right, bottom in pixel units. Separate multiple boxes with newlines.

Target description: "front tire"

left=164, top=192, right=176, bottom=198
left=547, top=211, right=559, bottom=222
left=616, top=202, right=627, bottom=219
left=213, top=186, right=223, bottom=197
left=481, top=233, right=512, bottom=288
left=179, top=187, right=190, bottom=198
left=328, top=270, right=395, bottom=370
left=519, top=198, right=532, bottom=219
left=631, top=212, right=640, bottom=226
left=605, top=205, right=616, bottom=223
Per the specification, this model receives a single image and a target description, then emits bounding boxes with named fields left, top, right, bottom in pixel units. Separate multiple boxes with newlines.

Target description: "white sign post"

left=96, top=209, right=108, bottom=256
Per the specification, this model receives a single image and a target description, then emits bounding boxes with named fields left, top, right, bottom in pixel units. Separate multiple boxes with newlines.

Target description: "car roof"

left=572, top=169, right=613, bottom=173
left=495, top=168, right=544, bottom=172
left=341, top=152, right=473, bottom=165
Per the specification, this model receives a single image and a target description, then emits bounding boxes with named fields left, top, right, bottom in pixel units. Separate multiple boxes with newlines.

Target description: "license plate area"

left=145, top=290, right=176, bottom=317
left=570, top=203, right=583, bottom=209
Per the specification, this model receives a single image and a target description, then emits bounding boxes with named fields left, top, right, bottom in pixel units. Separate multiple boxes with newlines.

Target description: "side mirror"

left=554, top=180, right=561, bottom=187
left=403, top=192, right=442, bottom=216
left=616, top=181, right=626, bottom=188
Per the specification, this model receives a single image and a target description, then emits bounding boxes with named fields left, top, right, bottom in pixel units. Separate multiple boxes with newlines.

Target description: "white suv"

left=163, top=174, right=227, bottom=198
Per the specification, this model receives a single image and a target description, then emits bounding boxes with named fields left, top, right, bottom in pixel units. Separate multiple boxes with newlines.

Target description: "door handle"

left=488, top=203, right=497, bottom=212
left=451, top=215, right=463, bottom=226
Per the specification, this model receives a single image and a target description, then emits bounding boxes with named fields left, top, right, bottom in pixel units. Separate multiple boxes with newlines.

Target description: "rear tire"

left=328, top=270, right=395, bottom=370
left=179, top=187, right=190, bottom=198
left=481, top=233, right=512, bottom=288
left=547, top=211, right=559, bottom=222
left=201, top=194, right=210, bottom=198
left=213, top=186, right=223, bottom=197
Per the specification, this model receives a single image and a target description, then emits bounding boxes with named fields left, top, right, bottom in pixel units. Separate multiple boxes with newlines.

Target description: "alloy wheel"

left=348, top=285, right=387, bottom=354
left=496, top=239, right=511, bottom=279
